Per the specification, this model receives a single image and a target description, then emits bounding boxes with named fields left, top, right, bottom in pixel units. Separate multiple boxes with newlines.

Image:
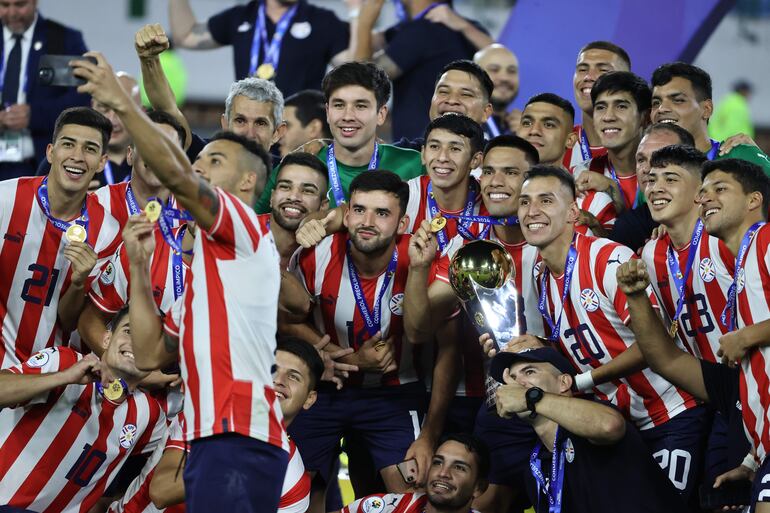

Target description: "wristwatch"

left=525, top=387, right=545, bottom=418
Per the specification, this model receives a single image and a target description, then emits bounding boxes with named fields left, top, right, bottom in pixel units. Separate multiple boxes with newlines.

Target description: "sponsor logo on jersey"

left=564, top=437, right=575, bottom=463
left=362, top=497, right=385, bottom=513
left=99, top=261, right=116, bottom=286
left=119, top=424, right=138, bottom=449
left=579, top=288, right=600, bottom=312
left=26, top=350, right=50, bottom=368
left=389, top=293, right=404, bottom=316
left=699, top=258, right=715, bottom=283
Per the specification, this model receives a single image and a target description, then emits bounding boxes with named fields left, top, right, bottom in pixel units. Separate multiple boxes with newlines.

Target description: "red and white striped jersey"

left=106, top=415, right=186, bottom=513
left=278, top=438, right=311, bottom=513
left=562, top=124, right=608, bottom=170
left=641, top=232, right=734, bottom=362
left=541, top=233, right=697, bottom=429
left=572, top=155, right=638, bottom=235
left=0, top=176, right=122, bottom=367
left=291, top=232, right=419, bottom=388
left=734, top=224, right=770, bottom=462
left=343, top=492, right=481, bottom=513
left=0, top=347, right=167, bottom=512
left=89, top=225, right=191, bottom=315
left=164, top=188, right=288, bottom=449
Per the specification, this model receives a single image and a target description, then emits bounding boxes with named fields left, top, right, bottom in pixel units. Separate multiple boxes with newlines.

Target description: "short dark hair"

left=107, top=305, right=130, bottom=331
left=209, top=130, right=272, bottom=176
left=702, top=158, right=770, bottom=217
left=525, top=93, right=575, bottom=123
left=53, top=107, right=112, bottom=153
left=649, top=144, right=706, bottom=176
left=438, top=433, right=491, bottom=480
left=322, top=62, right=391, bottom=108
left=651, top=62, right=712, bottom=101
left=437, top=60, right=494, bottom=102
left=285, top=90, right=331, bottom=139
left=146, top=110, right=187, bottom=148
left=349, top=170, right=409, bottom=217
left=524, top=165, right=576, bottom=200
left=579, top=41, right=632, bottom=69
left=591, top=71, right=651, bottom=112
left=483, top=134, right=539, bottom=165
left=278, top=151, right=329, bottom=188
left=423, top=113, right=485, bottom=155
left=643, top=122, right=695, bottom=148
left=276, top=336, right=325, bottom=390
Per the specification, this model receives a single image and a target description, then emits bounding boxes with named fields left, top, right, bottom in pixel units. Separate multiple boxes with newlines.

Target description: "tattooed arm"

left=168, top=0, right=220, bottom=50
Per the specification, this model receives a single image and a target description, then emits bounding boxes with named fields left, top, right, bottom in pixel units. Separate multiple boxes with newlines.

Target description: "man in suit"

left=0, top=0, right=90, bottom=179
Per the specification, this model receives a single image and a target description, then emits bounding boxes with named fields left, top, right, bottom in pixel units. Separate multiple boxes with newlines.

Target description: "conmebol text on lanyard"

left=346, top=240, right=398, bottom=343
left=427, top=180, right=475, bottom=252
left=327, top=142, right=379, bottom=206
left=666, top=219, right=704, bottom=337
left=538, top=239, right=577, bottom=341
left=721, top=222, right=764, bottom=331
left=250, top=2, right=299, bottom=80
left=37, top=177, right=89, bottom=240
left=529, top=427, right=565, bottom=513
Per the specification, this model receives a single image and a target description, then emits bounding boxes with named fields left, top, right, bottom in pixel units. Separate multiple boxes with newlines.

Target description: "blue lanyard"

left=529, top=427, right=565, bottom=512
left=413, top=2, right=444, bottom=19
left=155, top=197, right=193, bottom=256
left=444, top=213, right=519, bottom=241
left=104, top=161, right=115, bottom=185
left=578, top=126, right=591, bottom=162
left=607, top=161, right=636, bottom=210
left=707, top=139, right=720, bottom=161
left=125, top=184, right=140, bottom=215
left=327, top=142, right=379, bottom=207
left=538, top=240, right=577, bottom=341
left=666, top=219, right=704, bottom=326
left=426, top=181, right=475, bottom=251
left=250, top=2, right=299, bottom=76
left=392, top=0, right=409, bottom=22
left=346, top=240, right=398, bottom=340
left=96, top=378, right=129, bottom=401
left=37, top=177, right=89, bottom=239
left=485, top=117, right=501, bottom=138
left=722, top=222, right=764, bottom=330
left=170, top=225, right=187, bottom=300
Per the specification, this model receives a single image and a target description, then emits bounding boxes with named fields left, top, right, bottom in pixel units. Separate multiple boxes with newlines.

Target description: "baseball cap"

left=716, top=144, right=770, bottom=177
left=490, top=347, right=575, bottom=384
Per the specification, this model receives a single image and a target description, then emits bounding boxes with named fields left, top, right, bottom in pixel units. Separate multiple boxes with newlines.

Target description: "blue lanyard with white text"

left=327, top=142, right=379, bottom=206
left=427, top=181, right=475, bottom=251
left=155, top=197, right=193, bottom=256
left=578, top=127, right=591, bottom=162
left=250, top=2, right=299, bottom=76
left=486, top=117, right=501, bottom=138
left=538, top=240, right=577, bottom=341
left=530, top=428, right=565, bottom=513
left=125, top=185, right=140, bottom=215
left=667, top=219, right=704, bottom=327
left=444, top=213, right=519, bottom=241
left=37, top=177, right=89, bottom=238
left=170, top=225, right=187, bottom=300
left=707, top=139, right=720, bottom=161
left=346, top=240, right=398, bottom=340
left=722, top=222, right=764, bottom=330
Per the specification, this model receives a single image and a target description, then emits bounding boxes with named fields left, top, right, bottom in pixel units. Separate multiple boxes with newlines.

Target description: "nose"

left=192, top=165, right=208, bottom=180
left=488, top=170, right=506, bottom=187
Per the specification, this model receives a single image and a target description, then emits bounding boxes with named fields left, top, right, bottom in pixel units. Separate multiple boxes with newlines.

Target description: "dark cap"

left=490, top=347, right=575, bottom=384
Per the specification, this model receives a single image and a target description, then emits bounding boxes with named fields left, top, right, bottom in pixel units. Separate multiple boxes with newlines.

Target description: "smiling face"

left=192, top=139, right=253, bottom=195
left=698, top=170, right=759, bottom=240
left=645, top=163, right=701, bottom=226
left=0, top=0, right=36, bottom=34
left=426, top=440, right=485, bottom=509
left=651, top=77, right=712, bottom=137
left=573, top=49, right=629, bottom=114
left=429, top=70, right=492, bottom=123
left=421, top=128, right=480, bottom=191
left=223, top=95, right=280, bottom=152
left=476, top=47, right=519, bottom=110
left=516, top=102, right=574, bottom=166
left=102, top=314, right=149, bottom=381
left=46, top=124, right=107, bottom=196
left=272, top=349, right=317, bottom=425
left=270, top=164, right=327, bottom=231
left=634, top=130, right=683, bottom=189
left=344, top=190, right=407, bottom=255
left=593, top=90, right=645, bottom=152
left=480, top=146, right=532, bottom=217
left=518, top=175, right=578, bottom=249
left=326, top=85, right=386, bottom=153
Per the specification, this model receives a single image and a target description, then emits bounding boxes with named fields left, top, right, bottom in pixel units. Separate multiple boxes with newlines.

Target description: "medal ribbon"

left=722, top=222, right=764, bottom=330
left=37, top=177, right=89, bottom=239
left=153, top=196, right=193, bottom=256
left=250, top=2, right=299, bottom=76
left=426, top=181, right=475, bottom=251
left=578, top=126, right=591, bottom=162
left=538, top=239, right=577, bottom=341
left=327, top=142, right=379, bottom=207
left=485, top=117, right=501, bottom=138
left=707, top=139, right=721, bottom=161
left=666, top=219, right=704, bottom=329
left=96, top=378, right=130, bottom=403
left=125, top=184, right=141, bottom=215
left=529, top=427, right=565, bottom=511
left=413, top=2, right=444, bottom=19
left=346, top=240, right=398, bottom=340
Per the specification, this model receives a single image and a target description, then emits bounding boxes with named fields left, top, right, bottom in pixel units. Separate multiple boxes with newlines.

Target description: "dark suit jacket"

left=1, top=14, right=91, bottom=161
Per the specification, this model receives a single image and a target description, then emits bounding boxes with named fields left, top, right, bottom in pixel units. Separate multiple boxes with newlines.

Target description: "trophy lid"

left=448, top=239, right=515, bottom=301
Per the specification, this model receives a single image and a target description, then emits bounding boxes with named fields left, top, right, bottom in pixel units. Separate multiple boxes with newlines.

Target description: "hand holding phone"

left=397, top=458, right=418, bottom=484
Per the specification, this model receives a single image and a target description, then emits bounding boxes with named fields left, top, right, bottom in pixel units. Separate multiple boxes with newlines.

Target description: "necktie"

left=3, top=34, right=23, bottom=106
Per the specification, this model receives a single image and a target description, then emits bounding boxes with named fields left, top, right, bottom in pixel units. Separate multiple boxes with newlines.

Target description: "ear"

left=473, top=479, right=489, bottom=499
left=559, top=373, right=574, bottom=394
left=748, top=191, right=764, bottom=214
left=46, top=143, right=53, bottom=164
left=376, top=104, right=389, bottom=126
left=701, top=99, right=714, bottom=121
left=302, top=390, right=317, bottom=411
left=343, top=206, right=351, bottom=230
left=126, top=145, right=135, bottom=167
left=307, top=119, right=324, bottom=139
left=565, top=129, right=578, bottom=150
left=320, top=196, right=329, bottom=211
left=566, top=200, right=580, bottom=225
left=101, top=330, right=111, bottom=352
left=220, top=113, right=228, bottom=131
left=469, top=151, right=483, bottom=170
left=482, top=102, right=493, bottom=122
left=241, top=170, right=258, bottom=194
left=397, top=214, right=410, bottom=235
left=421, top=146, right=428, bottom=166
left=96, top=153, right=108, bottom=174
left=639, top=109, right=652, bottom=129
left=271, top=122, right=288, bottom=145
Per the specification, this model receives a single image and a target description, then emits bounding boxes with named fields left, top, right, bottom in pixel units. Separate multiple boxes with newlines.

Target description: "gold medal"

left=474, top=312, right=485, bottom=328
left=668, top=319, right=679, bottom=338
left=103, top=379, right=125, bottom=401
left=374, top=341, right=387, bottom=352
left=256, top=63, right=275, bottom=80
left=65, top=224, right=86, bottom=243
left=144, top=200, right=162, bottom=223
left=430, top=216, right=447, bottom=233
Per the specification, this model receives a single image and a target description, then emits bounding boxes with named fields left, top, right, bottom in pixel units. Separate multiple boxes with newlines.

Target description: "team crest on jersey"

left=290, top=21, right=312, bottom=39
left=579, top=289, right=600, bottom=312
left=99, top=261, right=116, bottom=286
left=564, top=437, right=575, bottom=463
left=26, top=350, right=50, bottom=368
left=736, top=268, right=746, bottom=293
left=389, top=293, right=404, bottom=316
left=699, top=258, right=716, bottom=283
left=361, top=497, right=385, bottom=513
left=119, top=424, right=138, bottom=449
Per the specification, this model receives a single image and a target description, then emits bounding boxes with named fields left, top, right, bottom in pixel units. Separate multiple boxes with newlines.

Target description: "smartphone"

left=699, top=480, right=752, bottom=510
left=396, top=458, right=418, bottom=484
left=37, top=54, right=96, bottom=87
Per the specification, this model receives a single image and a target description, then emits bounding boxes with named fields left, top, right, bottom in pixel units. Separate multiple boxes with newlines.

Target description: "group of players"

left=2, top=14, right=770, bottom=513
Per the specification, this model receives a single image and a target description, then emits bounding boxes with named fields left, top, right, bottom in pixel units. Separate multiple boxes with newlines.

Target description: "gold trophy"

left=449, top=239, right=520, bottom=408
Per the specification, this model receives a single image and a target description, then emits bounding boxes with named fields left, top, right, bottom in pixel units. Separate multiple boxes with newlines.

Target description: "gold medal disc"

left=430, top=216, right=447, bottom=233
left=256, top=63, right=275, bottom=80
left=103, top=379, right=125, bottom=401
left=65, top=224, right=86, bottom=243
left=144, top=200, right=162, bottom=222
left=668, top=319, right=679, bottom=338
